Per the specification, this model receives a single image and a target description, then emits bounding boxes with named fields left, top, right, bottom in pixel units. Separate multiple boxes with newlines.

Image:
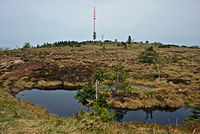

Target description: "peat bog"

left=15, top=89, right=194, bottom=125
left=1, top=44, right=200, bottom=133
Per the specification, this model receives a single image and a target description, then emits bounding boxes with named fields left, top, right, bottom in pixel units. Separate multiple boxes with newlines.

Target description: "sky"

left=0, top=0, right=200, bottom=49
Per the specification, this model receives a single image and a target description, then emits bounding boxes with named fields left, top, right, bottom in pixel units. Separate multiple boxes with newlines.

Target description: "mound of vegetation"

left=0, top=41, right=200, bottom=133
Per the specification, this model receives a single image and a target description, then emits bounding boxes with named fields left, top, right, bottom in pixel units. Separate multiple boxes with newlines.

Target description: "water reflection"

left=15, top=89, right=88, bottom=117
left=145, top=109, right=153, bottom=120
left=183, top=104, right=200, bottom=125
left=143, top=108, right=178, bottom=120
left=15, top=89, right=194, bottom=125
left=114, top=109, right=128, bottom=122
left=111, top=107, right=191, bottom=125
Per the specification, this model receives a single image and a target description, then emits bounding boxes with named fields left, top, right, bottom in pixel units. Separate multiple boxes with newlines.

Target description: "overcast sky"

left=0, top=0, right=200, bottom=48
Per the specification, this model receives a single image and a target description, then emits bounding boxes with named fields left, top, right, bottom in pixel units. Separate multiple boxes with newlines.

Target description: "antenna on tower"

left=93, top=7, right=96, bottom=41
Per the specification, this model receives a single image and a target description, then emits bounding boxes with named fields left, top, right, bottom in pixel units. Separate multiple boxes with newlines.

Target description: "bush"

left=189, top=45, right=199, bottom=49
left=38, top=41, right=82, bottom=48
left=93, top=68, right=107, bottom=82
left=22, top=42, right=31, bottom=49
left=75, top=83, right=113, bottom=122
left=75, top=84, right=96, bottom=105
left=102, top=45, right=106, bottom=52
left=96, top=93, right=110, bottom=108
left=127, top=36, right=132, bottom=44
left=106, top=62, right=130, bottom=93
left=91, top=103, right=114, bottom=122
left=138, top=46, right=162, bottom=78
left=158, top=44, right=171, bottom=48
left=75, top=44, right=81, bottom=47
left=138, top=46, right=160, bottom=64
left=171, top=55, right=178, bottom=63
left=75, top=82, right=109, bottom=107
left=151, top=42, right=163, bottom=46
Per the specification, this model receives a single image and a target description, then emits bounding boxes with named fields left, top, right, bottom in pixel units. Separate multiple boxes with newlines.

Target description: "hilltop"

left=0, top=42, right=200, bottom=133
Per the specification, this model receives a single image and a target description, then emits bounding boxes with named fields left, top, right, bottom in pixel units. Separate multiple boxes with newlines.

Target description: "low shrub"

left=171, top=55, right=178, bottom=63
left=158, top=44, right=171, bottom=48
left=91, top=103, right=114, bottom=122
left=75, top=83, right=96, bottom=105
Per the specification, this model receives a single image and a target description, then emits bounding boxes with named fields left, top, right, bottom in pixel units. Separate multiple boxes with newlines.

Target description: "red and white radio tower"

left=93, top=7, right=96, bottom=41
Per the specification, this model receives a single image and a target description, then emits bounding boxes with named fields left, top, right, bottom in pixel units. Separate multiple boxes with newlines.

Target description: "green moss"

left=85, top=55, right=98, bottom=59
left=77, top=49, right=85, bottom=52
left=136, top=74, right=157, bottom=81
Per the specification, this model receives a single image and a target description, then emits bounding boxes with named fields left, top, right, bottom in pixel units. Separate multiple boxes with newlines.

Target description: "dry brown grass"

left=2, top=44, right=200, bottom=90
left=107, top=88, right=200, bottom=110
left=0, top=43, right=199, bottom=109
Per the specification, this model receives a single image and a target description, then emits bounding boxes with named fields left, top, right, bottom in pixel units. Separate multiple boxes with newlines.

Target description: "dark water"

left=111, top=108, right=191, bottom=125
left=15, top=89, right=88, bottom=117
left=15, top=89, right=193, bottom=125
left=108, top=85, right=156, bottom=91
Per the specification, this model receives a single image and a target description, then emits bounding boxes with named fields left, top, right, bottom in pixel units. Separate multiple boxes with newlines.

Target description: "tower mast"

left=93, top=7, right=96, bottom=41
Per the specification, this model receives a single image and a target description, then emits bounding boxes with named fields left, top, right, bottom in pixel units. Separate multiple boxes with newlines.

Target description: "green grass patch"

left=85, top=55, right=98, bottom=59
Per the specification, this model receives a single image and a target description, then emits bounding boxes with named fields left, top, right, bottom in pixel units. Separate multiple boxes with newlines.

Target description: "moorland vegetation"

left=0, top=40, right=200, bottom=133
